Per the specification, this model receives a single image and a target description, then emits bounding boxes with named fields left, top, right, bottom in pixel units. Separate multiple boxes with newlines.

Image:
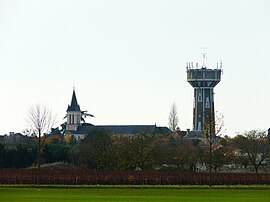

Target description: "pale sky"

left=0, top=0, right=269, bottom=136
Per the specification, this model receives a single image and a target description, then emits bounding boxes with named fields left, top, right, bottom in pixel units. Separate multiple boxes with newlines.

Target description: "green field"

left=0, top=185, right=270, bottom=202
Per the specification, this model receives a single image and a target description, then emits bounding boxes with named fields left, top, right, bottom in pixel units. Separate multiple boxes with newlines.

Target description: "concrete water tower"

left=186, top=55, right=222, bottom=135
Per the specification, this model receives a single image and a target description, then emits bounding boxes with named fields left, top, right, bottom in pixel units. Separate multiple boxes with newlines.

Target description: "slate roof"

left=153, top=126, right=172, bottom=135
left=73, top=123, right=95, bottom=134
left=97, top=125, right=156, bottom=135
left=183, top=130, right=204, bottom=139
left=74, top=123, right=171, bottom=135
left=67, top=90, right=81, bottom=112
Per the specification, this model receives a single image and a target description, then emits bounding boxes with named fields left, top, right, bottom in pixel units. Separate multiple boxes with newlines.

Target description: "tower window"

left=198, top=122, right=202, bottom=131
left=205, top=97, right=210, bottom=108
left=69, top=115, right=71, bottom=124
left=198, top=89, right=202, bottom=102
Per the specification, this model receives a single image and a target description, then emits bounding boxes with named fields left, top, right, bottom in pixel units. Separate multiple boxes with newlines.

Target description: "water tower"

left=186, top=55, right=222, bottom=136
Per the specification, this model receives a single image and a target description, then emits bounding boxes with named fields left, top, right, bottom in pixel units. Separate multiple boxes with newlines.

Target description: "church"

left=64, top=89, right=171, bottom=141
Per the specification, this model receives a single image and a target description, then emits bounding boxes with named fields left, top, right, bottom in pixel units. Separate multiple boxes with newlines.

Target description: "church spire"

left=67, top=89, right=81, bottom=112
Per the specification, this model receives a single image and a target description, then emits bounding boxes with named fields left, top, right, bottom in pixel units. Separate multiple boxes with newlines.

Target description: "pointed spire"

left=67, top=89, right=81, bottom=112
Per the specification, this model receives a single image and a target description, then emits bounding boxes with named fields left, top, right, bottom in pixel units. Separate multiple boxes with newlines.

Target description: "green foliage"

left=1, top=128, right=269, bottom=173
left=80, top=128, right=114, bottom=169
left=0, top=143, right=37, bottom=168
left=41, top=144, right=69, bottom=163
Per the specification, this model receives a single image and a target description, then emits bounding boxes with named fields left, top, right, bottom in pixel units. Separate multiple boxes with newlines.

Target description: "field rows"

left=1, top=169, right=270, bottom=185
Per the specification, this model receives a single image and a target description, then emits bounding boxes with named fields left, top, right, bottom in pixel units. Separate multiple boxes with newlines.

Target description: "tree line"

left=1, top=128, right=269, bottom=173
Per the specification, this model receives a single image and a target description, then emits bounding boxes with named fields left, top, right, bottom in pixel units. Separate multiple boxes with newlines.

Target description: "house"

left=64, top=89, right=171, bottom=141
left=2, top=132, right=33, bottom=144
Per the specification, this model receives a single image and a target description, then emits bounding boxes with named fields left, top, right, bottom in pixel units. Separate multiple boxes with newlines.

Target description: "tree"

left=210, top=144, right=235, bottom=172
left=168, top=103, right=179, bottom=132
left=233, top=130, right=269, bottom=173
left=80, top=128, right=113, bottom=169
left=202, top=111, right=224, bottom=186
left=28, top=105, right=55, bottom=184
left=171, top=139, right=198, bottom=171
left=41, top=144, right=69, bottom=163
left=81, top=110, right=94, bottom=123
left=110, top=135, right=133, bottom=170
left=112, top=132, right=161, bottom=170
left=0, top=143, right=37, bottom=168
left=128, top=133, right=161, bottom=170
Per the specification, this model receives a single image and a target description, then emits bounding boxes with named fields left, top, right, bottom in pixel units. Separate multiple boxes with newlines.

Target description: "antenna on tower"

left=219, top=60, right=224, bottom=74
left=220, top=60, right=223, bottom=69
left=201, top=47, right=208, bottom=68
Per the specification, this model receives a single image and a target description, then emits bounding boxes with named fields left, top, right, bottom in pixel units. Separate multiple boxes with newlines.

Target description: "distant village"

left=1, top=65, right=270, bottom=174
left=1, top=89, right=173, bottom=143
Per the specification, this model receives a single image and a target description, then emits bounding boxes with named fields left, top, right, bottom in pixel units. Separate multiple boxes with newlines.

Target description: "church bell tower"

left=66, top=89, right=82, bottom=131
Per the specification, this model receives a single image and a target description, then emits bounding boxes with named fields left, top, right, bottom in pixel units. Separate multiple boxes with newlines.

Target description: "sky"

left=0, top=0, right=269, bottom=136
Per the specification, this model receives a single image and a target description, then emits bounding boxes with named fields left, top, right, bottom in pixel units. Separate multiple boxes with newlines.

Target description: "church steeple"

left=67, top=89, right=81, bottom=112
left=66, top=89, right=82, bottom=131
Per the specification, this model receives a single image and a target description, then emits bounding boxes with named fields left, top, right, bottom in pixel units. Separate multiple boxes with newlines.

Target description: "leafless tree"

left=28, top=105, right=55, bottom=184
left=202, top=111, right=224, bottom=186
left=168, top=103, right=179, bottom=132
left=234, top=130, right=269, bottom=174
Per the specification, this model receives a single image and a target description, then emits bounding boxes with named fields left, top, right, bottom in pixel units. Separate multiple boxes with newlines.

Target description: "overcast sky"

left=0, top=0, right=269, bottom=136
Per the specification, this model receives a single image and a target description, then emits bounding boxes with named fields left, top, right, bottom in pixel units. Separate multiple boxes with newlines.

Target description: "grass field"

left=0, top=185, right=270, bottom=202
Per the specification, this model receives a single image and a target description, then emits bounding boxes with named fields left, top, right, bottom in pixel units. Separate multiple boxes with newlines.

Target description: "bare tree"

left=28, top=105, right=55, bottom=184
left=202, top=111, right=224, bottom=186
left=168, top=103, right=179, bottom=132
left=234, top=130, right=269, bottom=174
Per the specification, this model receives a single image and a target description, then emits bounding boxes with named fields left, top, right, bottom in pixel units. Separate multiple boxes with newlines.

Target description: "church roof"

left=97, top=125, right=156, bottom=134
left=67, top=90, right=81, bottom=112
left=74, top=124, right=171, bottom=135
left=72, top=123, right=95, bottom=134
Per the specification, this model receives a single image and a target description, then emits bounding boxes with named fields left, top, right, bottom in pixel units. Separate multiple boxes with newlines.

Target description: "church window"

left=69, top=115, right=71, bottom=124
